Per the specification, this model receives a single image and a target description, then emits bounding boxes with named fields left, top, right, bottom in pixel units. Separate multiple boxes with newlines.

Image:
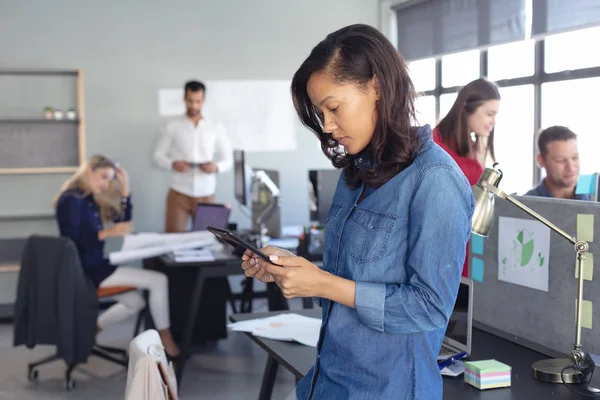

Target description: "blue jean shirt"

left=295, top=126, right=475, bottom=400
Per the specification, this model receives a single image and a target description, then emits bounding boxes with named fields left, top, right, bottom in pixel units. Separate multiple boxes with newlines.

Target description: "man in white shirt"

left=154, top=80, right=233, bottom=232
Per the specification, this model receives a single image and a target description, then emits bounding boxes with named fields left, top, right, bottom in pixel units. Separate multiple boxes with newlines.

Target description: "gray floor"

left=0, top=299, right=302, bottom=400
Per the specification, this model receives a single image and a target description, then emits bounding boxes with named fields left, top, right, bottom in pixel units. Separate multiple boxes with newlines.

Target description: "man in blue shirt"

left=526, top=126, right=590, bottom=201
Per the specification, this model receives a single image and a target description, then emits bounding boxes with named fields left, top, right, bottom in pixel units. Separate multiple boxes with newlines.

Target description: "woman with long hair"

left=434, top=77, right=501, bottom=277
left=54, top=155, right=180, bottom=359
left=240, top=25, right=474, bottom=399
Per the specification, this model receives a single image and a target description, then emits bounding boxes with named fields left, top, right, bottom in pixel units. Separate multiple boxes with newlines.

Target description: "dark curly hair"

left=291, top=24, right=420, bottom=189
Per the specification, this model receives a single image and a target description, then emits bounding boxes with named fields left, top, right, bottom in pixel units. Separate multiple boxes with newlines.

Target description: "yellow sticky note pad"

left=577, top=214, right=594, bottom=242
left=575, top=253, right=594, bottom=281
left=576, top=299, right=593, bottom=330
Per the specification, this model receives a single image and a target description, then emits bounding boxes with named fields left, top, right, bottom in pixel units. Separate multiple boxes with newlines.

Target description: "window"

left=408, top=58, right=436, bottom=92
left=545, top=26, right=600, bottom=73
left=542, top=77, right=600, bottom=175
left=414, top=95, right=436, bottom=127
left=441, top=50, right=480, bottom=88
left=493, top=85, right=535, bottom=195
left=487, top=40, right=535, bottom=81
left=439, top=93, right=458, bottom=119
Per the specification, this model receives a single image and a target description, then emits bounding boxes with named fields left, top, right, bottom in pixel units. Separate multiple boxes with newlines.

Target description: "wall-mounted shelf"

left=0, top=68, right=86, bottom=174
left=0, top=119, right=79, bottom=124
left=0, top=70, right=77, bottom=76
left=0, top=213, right=55, bottom=221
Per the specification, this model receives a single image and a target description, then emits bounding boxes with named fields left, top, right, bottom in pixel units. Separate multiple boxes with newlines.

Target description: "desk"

left=145, top=250, right=242, bottom=385
left=144, top=248, right=316, bottom=387
left=231, top=310, right=588, bottom=400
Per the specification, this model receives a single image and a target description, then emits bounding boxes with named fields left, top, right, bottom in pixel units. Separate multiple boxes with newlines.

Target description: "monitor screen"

left=445, top=281, right=470, bottom=346
left=234, top=150, right=247, bottom=205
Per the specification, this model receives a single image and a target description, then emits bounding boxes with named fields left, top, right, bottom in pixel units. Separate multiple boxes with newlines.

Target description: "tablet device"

left=206, top=225, right=276, bottom=264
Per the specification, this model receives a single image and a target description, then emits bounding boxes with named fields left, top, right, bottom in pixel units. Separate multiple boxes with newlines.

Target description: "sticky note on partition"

left=576, top=299, right=593, bottom=329
left=471, top=257, right=484, bottom=282
left=577, top=214, right=594, bottom=242
left=575, top=253, right=594, bottom=281
left=576, top=174, right=597, bottom=195
left=471, top=235, right=484, bottom=255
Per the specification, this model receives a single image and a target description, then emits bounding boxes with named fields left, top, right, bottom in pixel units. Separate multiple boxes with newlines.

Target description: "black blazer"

left=13, top=235, right=98, bottom=365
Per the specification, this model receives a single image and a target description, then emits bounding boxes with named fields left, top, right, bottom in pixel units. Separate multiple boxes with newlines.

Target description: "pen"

left=438, top=351, right=467, bottom=370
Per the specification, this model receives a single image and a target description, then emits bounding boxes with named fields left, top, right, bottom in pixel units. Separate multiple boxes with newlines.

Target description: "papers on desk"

left=228, top=313, right=321, bottom=347
left=108, top=231, right=216, bottom=264
left=267, top=237, right=299, bottom=250
left=171, top=248, right=215, bottom=262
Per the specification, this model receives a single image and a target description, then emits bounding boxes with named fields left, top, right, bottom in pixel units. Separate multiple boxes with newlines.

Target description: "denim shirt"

left=295, top=125, right=475, bottom=400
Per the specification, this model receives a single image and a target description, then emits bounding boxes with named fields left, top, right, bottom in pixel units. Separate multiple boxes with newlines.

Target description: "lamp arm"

left=482, top=181, right=576, bottom=245
left=483, top=181, right=590, bottom=367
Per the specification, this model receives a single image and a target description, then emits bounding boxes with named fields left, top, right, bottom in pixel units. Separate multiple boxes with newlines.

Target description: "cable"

left=561, top=365, right=600, bottom=397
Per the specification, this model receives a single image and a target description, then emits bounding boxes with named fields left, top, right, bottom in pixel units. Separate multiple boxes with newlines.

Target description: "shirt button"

left=358, top=158, right=362, bottom=162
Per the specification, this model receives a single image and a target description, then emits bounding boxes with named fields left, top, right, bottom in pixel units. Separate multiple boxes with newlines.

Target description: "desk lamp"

left=472, top=164, right=590, bottom=384
left=251, top=170, right=281, bottom=247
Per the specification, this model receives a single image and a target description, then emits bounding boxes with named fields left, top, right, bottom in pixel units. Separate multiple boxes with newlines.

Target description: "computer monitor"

left=234, top=149, right=252, bottom=206
left=439, top=276, right=473, bottom=358
left=309, top=169, right=341, bottom=224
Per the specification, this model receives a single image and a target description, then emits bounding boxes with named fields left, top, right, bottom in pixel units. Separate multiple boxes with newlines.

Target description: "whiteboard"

left=158, top=80, right=297, bottom=152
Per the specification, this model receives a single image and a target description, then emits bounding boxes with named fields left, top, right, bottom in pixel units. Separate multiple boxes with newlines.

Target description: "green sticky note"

left=576, top=299, right=593, bottom=330
left=575, top=253, right=594, bottom=281
left=577, top=214, right=594, bottom=243
left=464, top=359, right=511, bottom=373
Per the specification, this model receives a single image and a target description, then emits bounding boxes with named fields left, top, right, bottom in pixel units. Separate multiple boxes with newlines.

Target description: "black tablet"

left=206, top=225, right=276, bottom=264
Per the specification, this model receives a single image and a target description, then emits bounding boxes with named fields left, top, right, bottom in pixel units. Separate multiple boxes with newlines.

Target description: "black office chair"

left=13, top=236, right=136, bottom=390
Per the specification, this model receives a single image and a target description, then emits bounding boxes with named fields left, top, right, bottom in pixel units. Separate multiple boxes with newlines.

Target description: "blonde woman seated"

left=53, top=155, right=180, bottom=359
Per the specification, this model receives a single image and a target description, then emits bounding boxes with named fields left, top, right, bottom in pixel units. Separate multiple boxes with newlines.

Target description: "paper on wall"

left=157, top=80, right=297, bottom=151
left=109, top=231, right=216, bottom=265
left=497, top=217, right=551, bottom=292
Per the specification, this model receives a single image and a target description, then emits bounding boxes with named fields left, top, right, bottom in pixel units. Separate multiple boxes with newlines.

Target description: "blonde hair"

left=53, top=154, right=124, bottom=222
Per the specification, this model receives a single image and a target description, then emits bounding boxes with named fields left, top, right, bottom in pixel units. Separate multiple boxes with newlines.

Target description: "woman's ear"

left=370, top=75, right=381, bottom=101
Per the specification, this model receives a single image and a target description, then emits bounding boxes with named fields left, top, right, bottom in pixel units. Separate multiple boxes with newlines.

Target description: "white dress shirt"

left=153, top=116, right=233, bottom=197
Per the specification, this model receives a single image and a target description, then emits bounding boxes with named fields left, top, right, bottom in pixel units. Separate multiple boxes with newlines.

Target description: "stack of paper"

left=228, top=313, right=322, bottom=347
left=109, top=231, right=216, bottom=264
left=172, top=248, right=215, bottom=262
left=464, top=360, right=511, bottom=390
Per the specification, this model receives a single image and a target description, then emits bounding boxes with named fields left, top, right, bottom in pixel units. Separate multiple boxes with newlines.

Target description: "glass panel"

left=414, top=95, right=436, bottom=128
left=493, top=85, right=535, bottom=195
left=545, top=26, right=600, bottom=73
left=488, top=40, right=535, bottom=81
left=408, top=58, right=436, bottom=92
left=439, top=93, right=458, bottom=119
left=441, top=50, right=480, bottom=88
left=542, top=78, right=600, bottom=176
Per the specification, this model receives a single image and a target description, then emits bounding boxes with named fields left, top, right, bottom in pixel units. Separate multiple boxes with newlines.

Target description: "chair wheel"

left=64, top=378, right=76, bottom=390
left=27, top=368, right=39, bottom=383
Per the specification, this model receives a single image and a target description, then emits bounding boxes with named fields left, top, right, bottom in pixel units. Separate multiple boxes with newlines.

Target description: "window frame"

left=414, top=33, right=600, bottom=189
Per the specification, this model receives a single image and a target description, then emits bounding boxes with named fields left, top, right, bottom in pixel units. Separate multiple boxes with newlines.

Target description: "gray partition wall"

left=470, top=196, right=600, bottom=357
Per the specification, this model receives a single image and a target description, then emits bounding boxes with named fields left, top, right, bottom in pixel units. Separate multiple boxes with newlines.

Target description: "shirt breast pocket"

left=347, top=208, right=397, bottom=264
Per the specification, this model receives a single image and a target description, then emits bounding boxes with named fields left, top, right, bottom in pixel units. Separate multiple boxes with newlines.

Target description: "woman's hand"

left=241, top=246, right=293, bottom=283
left=98, top=221, right=133, bottom=241
left=265, top=255, right=328, bottom=298
left=115, top=167, right=130, bottom=197
left=243, top=247, right=328, bottom=298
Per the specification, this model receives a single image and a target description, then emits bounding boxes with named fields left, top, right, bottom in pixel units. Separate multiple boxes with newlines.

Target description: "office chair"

left=14, top=236, right=143, bottom=390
